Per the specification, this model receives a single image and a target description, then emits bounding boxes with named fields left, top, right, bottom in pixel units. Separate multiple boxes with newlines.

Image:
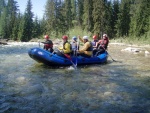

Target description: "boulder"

left=0, top=41, right=8, bottom=45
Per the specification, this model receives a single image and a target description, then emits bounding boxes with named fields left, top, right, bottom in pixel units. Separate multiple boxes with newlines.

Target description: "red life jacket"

left=44, top=40, right=53, bottom=50
left=98, top=38, right=109, bottom=49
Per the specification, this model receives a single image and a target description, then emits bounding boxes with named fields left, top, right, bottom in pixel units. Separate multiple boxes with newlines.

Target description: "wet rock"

left=145, top=50, right=150, bottom=56
left=0, top=41, right=8, bottom=45
left=121, top=47, right=142, bottom=53
left=0, top=39, right=9, bottom=45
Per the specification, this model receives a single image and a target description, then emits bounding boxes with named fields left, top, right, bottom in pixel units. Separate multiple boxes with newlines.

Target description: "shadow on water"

left=0, top=45, right=150, bottom=113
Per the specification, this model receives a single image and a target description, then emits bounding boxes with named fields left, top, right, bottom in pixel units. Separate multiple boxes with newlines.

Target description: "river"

left=0, top=42, right=150, bottom=113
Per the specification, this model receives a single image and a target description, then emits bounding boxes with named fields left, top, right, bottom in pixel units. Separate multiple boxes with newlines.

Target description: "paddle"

left=75, top=36, right=80, bottom=66
left=38, top=40, right=41, bottom=47
left=63, top=54, right=77, bottom=69
left=55, top=48, right=77, bottom=69
left=106, top=50, right=116, bottom=62
left=99, top=45, right=116, bottom=62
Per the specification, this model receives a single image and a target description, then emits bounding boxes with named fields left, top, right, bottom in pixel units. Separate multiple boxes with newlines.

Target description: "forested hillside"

left=0, top=0, right=149, bottom=42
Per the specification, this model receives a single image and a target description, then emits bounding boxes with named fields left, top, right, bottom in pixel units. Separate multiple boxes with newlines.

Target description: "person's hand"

left=59, top=47, right=63, bottom=50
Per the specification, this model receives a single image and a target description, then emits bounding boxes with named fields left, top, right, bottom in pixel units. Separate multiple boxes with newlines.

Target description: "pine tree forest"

left=0, top=0, right=149, bottom=42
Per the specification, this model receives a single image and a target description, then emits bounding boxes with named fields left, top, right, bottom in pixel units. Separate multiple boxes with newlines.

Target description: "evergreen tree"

left=0, top=0, right=6, bottom=38
left=12, top=19, right=19, bottom=40
left=45, top=0, right=57, bottom=35
left=0, top=7, right=8, bottom=39
left=45, top=0, right=66, bottom=37
left=18, top=14, right=25, bottom=41
left=64, top=0, right=73, bottom=30
left=71, top=0, right=77, bottom=26
left=20, top=0, right=33, bottom=41
left=111, top=0, right=119, bottom=37
left=83, top=0, right=93, bottom=32
left=40, top=17, right=47, bottom=35
left=32, top=16, right=41, bottom=38
left=12, top=12, right=22, bottom=40
left=56, top=1, right=67, bottom=35
left=134, top=0, right=150, bottom=36
left=92, top=0, right=106, bottom=35
left=77, top=0, right=84, bottom=26
left=103, top=1, right=113, bottom=38
left=0, top=0, right=5, bottom=16
left=116, top=0, right=130, bottom=37
left=7, top=0, right=18, bottom=39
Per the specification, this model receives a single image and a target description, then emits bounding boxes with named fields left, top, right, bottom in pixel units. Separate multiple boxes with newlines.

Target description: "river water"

left=0, top=42, right=150, bottom=113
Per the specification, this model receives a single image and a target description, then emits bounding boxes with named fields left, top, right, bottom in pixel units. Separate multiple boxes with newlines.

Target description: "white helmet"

left=83, top=36, right=88, bottom=40
left=103, top=34, right=107, bottom=37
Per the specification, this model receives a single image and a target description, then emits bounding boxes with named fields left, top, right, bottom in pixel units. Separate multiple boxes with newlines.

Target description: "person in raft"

left=77, top=35, right=93, bottom=57
left=92, top=35, right=99, bottom=48
left=42, top=35, right=53, bottom=52
left=93, top=33, right=109, bottom=56
left=58, top=35, right=72, bottom=58
left=71, top=36, right=79, bottom=56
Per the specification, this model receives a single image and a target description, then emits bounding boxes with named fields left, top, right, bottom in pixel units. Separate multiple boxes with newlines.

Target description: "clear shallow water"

left=0, top=43, right=150, bottom=113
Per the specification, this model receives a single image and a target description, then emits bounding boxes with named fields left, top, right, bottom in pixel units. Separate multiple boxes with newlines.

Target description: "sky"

left=16, top=0, right=47, bottom=19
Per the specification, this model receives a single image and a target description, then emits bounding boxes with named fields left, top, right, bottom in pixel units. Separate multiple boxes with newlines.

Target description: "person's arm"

left=78, top=36, right=84, bottom=43
left=93, top=41, right=99, bottom=48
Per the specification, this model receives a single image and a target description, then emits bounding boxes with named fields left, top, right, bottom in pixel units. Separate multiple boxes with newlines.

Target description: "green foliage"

left=77, top=0, right=84, bottom=26
left=116, top=0, right=131, bottom=37
left=83, top=0, right=93, bottom=32
left=7, top=0, right=19, bottom=40
left=129, top=0, right=150, bottom=39
left=92, top=0, right=106, bottom=34
left=92, top=0, right=112, bottom=34
left=32, top=16, right=41, bottom=38
left=0, top=7, right=8, bottom=39
left=18, top=15, right=25, bottom=41
left=66, top=26, right=92, bottom=40
left=71, top=0, right=77, bottom=25
left=64, top=0, right=73, bottom=29
left=18, top=0, right=34, bottom=42
left=0, top=0, right=6, bottom=16
left=45, top=0, right=67, bottom=37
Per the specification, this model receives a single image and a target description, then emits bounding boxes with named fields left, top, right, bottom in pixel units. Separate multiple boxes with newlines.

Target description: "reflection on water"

left=0, top=43, right=150, bottom=113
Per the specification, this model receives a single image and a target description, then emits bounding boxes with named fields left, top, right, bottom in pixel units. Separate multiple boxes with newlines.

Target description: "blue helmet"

left=72, top=36, right=77, bottom=41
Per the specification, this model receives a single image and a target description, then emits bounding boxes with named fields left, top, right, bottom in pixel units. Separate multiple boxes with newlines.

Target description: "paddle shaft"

left=64, top=54, right=77, bottom=69
left=38, top=41, right=40, bottom=47
left=75, top=37, right=80, bottom=66
left=100, top=45, right=116, bottom=62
